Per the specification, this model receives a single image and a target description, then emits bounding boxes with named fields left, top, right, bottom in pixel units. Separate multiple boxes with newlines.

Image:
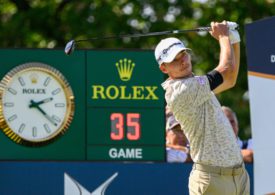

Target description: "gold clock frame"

left=0, top=62, right=75, bottom=146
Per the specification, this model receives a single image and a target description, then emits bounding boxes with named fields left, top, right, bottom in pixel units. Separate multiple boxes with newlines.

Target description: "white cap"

left=154, top=37, right=189, bottom=66
left=166, top=115, right=180, bottom=130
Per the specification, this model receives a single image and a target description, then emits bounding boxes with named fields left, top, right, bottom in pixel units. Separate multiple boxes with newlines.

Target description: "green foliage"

left=1, top=0, right=274, bottom=139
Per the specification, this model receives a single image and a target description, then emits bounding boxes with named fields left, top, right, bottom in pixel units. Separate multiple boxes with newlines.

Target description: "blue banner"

left=0, top=162, right=253, bottom=195
left=245, top=16, right=275, bottom=75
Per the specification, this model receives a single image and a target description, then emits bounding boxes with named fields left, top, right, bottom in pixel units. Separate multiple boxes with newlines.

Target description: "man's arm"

left=241, top=149, right=253, bottom=163
left=207, top=21, right=240, bottom=94
left=166, top=143, right=189, bottom=153
left=214, top=42, right=240, bottom=94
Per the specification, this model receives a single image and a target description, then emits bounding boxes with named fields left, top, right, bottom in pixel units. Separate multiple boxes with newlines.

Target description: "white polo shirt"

left=162, top=75, right=243, bottom=167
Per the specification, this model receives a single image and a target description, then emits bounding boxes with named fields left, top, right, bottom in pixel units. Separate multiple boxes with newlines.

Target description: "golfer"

left=155, top=21, right=250, bottom=194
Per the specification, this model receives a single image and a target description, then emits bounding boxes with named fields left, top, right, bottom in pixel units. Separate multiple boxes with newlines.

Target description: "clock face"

left=0, top=63, right=74, bottom=146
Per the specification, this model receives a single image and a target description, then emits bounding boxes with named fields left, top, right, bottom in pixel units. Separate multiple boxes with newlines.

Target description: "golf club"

left=64, top=25, right=238, bottom=55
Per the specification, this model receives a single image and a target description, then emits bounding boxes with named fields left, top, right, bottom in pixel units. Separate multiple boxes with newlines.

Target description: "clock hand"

left=36, top=97, right=53, bottom=106
left=29, top=100, right=58, bottom=126
left=36, top=105, right=58, bottom=126
left=29, top=99, right=38, bottom=108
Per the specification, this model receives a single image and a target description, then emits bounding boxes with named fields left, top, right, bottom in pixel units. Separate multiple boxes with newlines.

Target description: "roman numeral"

left=32, top=127, right=37, bottom=137
left=18, top=77, right=25, bottom=86
left=18, top=123, right=26, bottom=133
left=8, top=114, right=17, bottom=122
left=52, top=115, right=61, bottom=123
left=52, top=88, right=61, bottom=95
left=4, top=102, right=14, bottom=107
left=55, top=103, right=65, bottom=107
left=43, top=124, right=51, bottom=133
left=8, top=88, right=17, bottom=95
left=44, top=77, right=51, bottom=87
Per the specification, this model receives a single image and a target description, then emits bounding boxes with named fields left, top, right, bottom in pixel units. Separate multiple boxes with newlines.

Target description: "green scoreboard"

left=0, top=49, right=165, bottom=161
left=87, top=51, right=165, bottom=161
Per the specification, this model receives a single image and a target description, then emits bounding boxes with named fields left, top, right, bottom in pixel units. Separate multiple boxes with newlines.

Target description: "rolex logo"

left=30, top=73, right=38, bottom=84
left=116, top=58, right=135, bottom=81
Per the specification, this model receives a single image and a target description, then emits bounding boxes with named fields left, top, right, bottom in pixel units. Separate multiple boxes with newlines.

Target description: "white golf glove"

left=227, top=21, right=241, bottom=44
left=227, top=21, right=238, bottom=30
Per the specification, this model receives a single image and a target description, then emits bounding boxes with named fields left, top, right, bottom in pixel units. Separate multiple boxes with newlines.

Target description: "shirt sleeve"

left=247, top=139, right=253, bottom=150
left=170, top=76, right=212, bottom=112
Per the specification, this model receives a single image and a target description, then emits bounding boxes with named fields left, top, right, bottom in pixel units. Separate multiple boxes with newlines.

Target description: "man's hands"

left=209, top=21, right=229, bottom=40
left=210, top=21, right=240, bottom=44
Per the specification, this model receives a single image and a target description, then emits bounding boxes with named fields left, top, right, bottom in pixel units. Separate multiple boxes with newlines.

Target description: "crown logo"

left=30, top=73, right=38, bottom=84
left=115, top=58, right=135, bottom=81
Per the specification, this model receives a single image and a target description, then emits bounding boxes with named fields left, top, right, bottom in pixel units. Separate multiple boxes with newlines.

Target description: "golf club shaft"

left=74, top=27, right=212, bottom=43
left=65, top=25, right=238, bottom=55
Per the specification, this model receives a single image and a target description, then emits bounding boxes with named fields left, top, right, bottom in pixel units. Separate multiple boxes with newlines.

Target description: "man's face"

left=160, top=50, right=192, bottom=79
left=224, top=110, right=239, bottom=136
left=166, top=125, right=188, bottom=146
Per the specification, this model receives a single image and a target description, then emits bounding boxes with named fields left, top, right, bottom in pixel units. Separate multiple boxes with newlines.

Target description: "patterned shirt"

left=162, top=76, right=243, bottom=167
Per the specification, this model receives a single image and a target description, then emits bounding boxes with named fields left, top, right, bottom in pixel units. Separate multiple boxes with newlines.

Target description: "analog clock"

left=0, top=62, right=74, bottom=146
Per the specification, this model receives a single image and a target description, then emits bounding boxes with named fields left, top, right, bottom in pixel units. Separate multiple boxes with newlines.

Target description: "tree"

left=1, top=0, right=274, bottom=139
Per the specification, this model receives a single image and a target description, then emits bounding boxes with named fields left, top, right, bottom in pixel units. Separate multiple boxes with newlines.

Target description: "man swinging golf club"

left=155, top=21, right=250, bottom=195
